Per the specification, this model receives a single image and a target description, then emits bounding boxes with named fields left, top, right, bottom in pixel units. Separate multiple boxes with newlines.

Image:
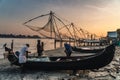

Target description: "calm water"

left=0, top=38, right=61, bottom=59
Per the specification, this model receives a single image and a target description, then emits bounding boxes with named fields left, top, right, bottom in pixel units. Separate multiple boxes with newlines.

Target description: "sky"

left=0, top=0, right=120, bottom=37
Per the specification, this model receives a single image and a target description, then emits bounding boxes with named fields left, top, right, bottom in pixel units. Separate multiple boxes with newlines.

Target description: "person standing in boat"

left=64, top=42, right=72, bottom=57
left=19, top=44, right=30, bottom=64
left=37, top=40, right=44, bottom=57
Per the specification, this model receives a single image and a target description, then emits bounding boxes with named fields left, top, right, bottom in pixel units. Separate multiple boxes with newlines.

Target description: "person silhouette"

left=64, top=43, right=72, bottom=57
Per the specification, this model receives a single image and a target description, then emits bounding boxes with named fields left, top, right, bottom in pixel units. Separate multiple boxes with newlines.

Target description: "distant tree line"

left=0, top=34, right=40, bottom=38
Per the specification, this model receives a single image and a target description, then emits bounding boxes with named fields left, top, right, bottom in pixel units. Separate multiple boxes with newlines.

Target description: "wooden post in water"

left=11, top=40, right=14, bottom=51
left=73, top=39, right=75, bottom=47
left=69, top=38, right=71, bottom=44
left=54, top=39, right=56, bottom=49
left=69, top=38, right=70, bottom=44
left=91, top=34, right=93, bottom=46
left=60, top=39, right=62, bottom=48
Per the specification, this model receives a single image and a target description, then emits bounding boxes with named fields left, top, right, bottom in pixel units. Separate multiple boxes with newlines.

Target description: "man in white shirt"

left=19, top=44, right=30, bottom=64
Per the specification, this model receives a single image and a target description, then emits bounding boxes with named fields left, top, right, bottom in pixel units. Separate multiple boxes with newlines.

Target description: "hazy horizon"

left=0, top=0, right=120, bottom=37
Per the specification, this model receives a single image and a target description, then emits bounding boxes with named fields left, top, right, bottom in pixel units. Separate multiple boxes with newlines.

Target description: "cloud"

left=77, top=0, right=112, bottom=8
left=25, top=0, right=111, bottom=8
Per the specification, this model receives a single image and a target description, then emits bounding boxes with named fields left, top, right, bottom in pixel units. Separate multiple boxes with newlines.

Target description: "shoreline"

left=0, top=46, right=120, bottom=80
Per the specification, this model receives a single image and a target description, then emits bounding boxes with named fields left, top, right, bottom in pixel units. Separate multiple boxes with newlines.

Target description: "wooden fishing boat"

left=7, top=44, right=115, bottom=70
left=72, top=46, right=104, bottom=53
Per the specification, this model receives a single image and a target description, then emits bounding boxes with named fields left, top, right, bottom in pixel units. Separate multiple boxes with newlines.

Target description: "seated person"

left=3, top=43, right=12, bottom=52
left=3, top=43, right=13, bottom=58
left=64, top=43, right=72, bottom=57
left=15, top=51, right=20, bottom=58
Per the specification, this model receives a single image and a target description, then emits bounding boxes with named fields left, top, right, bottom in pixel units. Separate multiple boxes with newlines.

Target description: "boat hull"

left=72, top=47, right=104, bottom=53
left=8, top=44, right=115, bottom=70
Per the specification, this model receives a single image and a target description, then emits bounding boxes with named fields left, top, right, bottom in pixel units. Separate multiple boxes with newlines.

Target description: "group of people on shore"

left=37, top=40, right=44, bottom=57
left=3, top=39, right=44, bottom=64
left=19, top=39, right=44, bottom=64
left=3, top=39, right=72, bottom=65
left=19, top=41, right=72, bottom=64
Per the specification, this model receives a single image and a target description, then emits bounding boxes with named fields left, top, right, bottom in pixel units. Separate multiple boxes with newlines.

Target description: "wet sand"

left=0, top=46, right=120, bottom=80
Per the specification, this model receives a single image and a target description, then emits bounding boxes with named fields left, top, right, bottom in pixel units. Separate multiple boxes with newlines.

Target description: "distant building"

left=107, top=31, right=117, bottom=38
left=107, top=31, right=117, bottom=44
